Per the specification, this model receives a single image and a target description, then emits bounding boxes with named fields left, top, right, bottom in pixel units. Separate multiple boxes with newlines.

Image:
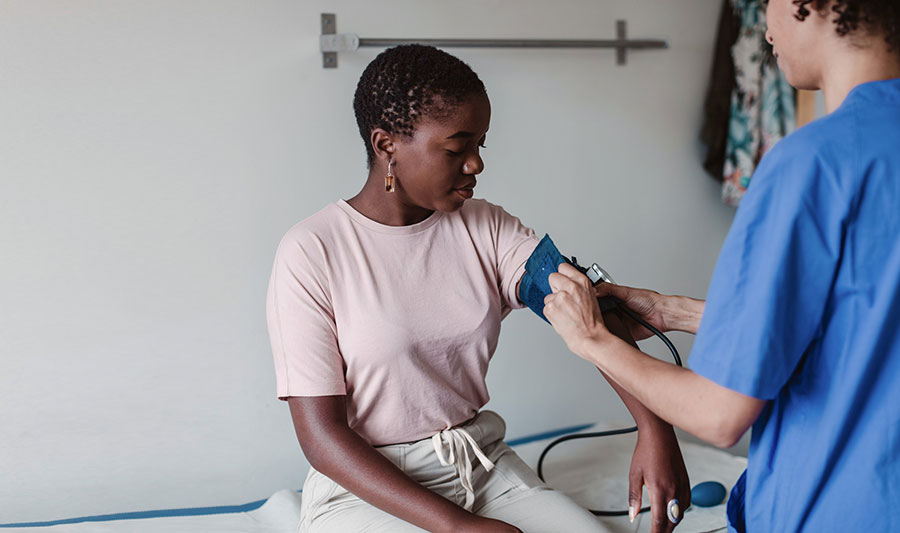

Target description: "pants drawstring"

left=431, top=426, right=495, bottom=511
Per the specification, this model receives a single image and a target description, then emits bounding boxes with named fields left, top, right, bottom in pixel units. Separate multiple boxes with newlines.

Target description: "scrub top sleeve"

left=491, top=204, right=540, bottom=315
left=266, top=235, right=346, bottom=400
left=689, top=138, right=846, bottom=400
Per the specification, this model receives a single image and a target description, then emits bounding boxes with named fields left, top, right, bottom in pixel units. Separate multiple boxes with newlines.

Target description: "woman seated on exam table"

left=267, top=44, right=690, bottom=533
left=544, top=1, right=900, bottom=531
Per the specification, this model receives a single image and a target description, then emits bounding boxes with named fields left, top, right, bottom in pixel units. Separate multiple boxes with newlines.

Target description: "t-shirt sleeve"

left=689, top=137, right=846, bottom=400
left=488, top=202, right=540, bottom=315
left=266, top=231, right=346, bottom=400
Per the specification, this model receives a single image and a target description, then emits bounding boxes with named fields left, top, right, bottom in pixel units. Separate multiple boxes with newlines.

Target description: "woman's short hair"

left=353, top=44, right=487, bottom=167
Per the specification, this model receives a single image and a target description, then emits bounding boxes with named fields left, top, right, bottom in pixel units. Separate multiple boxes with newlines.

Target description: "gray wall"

left=0, top=0, right=741, bottom=522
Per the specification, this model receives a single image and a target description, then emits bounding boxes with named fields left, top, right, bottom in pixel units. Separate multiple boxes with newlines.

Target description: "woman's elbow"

left=297, top=437, right=326, bottom=469
left=288, top=395, right=351, bottom=469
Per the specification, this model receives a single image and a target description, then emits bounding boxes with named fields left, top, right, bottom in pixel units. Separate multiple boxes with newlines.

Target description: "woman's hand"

left=546, top=265, right=693, bottom=533
left=545, top=263, right=611, bottom=358
left=629, top=426, right=691, bottom=533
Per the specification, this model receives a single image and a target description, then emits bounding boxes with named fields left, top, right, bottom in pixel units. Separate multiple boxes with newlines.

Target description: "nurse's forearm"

left=577, top=336, right=764, bottom=448
left=662, top=295, right=705, bottom=335
left=594, top=283, right=705, bottom=336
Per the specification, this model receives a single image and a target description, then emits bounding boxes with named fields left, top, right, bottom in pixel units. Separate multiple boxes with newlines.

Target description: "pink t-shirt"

left=266, top=198, right=539, bottom=445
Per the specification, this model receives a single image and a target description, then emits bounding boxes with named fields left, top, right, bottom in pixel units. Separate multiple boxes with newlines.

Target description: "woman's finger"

left=650, top=487, right=675, bottom=533
left=679, top=487, right=692, bottom=521
left=628, top=469, right=643, bottom=525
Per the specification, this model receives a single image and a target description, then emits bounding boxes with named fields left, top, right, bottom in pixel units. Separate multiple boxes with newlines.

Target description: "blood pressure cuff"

left=519, top=233, right=618, bottom=323
left=519, top=234, right=568, bottom=323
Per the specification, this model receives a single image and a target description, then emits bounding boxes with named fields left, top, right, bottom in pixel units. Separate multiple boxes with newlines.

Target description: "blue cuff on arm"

left=518, top=234, right=568, bottom=323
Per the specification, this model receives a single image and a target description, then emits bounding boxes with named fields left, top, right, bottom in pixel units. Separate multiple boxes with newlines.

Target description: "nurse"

left=543, top=0, right=900, bottom=531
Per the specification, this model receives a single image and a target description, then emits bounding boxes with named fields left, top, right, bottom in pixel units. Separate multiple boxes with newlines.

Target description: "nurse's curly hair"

left=353, top=44, right=487, bottom=167
left=792, top=0, right=900, bottom=52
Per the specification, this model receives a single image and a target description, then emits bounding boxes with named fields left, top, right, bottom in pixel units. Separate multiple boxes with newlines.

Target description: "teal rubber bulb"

left=690, top=481, right=727, bottom=507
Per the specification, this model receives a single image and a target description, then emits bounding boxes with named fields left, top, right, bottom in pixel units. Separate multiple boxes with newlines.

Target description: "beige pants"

left=298, top=411, right=607, bottom=532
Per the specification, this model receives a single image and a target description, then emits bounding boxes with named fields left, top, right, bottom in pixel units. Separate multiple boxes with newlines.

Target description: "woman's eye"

left=445, top=143, right=485, bottom=156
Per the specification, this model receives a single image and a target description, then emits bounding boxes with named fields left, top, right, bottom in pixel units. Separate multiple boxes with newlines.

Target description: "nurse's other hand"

left=594, top=283, right=670, bottom=341
left=545, top=263, right=609, bottom=357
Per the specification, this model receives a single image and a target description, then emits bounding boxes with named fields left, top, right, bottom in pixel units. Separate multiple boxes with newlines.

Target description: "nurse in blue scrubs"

left=543, top=0, right=900, bottom=531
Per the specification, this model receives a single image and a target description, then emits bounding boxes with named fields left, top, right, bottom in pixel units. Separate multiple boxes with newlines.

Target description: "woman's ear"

left=370, top=128, right=395, bottom=164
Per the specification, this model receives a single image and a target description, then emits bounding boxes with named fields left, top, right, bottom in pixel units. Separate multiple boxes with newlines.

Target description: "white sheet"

left=3, top=426, right=746, bottom=533
left=513, top=425, right=746, bottom=533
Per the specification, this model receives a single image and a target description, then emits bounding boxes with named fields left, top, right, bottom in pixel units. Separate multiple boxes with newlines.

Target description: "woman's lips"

left=455, top=187, right=474, bottom=199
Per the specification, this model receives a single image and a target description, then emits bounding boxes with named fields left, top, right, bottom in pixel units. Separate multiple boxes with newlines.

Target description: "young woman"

left=544, top=1, right=900, bottom=531
left=267, top=45, right=690, bottom=532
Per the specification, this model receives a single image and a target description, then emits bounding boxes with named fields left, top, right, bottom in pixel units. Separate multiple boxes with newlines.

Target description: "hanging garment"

left=700, top=0, right=740, bottom=183
left=701, top=0, right=796, bottom=206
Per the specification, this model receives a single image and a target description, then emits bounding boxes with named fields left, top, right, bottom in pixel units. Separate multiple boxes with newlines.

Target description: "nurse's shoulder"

left=751, top=107, right=855, bottom=202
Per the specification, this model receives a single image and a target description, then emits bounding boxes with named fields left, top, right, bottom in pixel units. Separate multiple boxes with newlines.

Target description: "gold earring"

left=385, top=159, right=395, bottom=193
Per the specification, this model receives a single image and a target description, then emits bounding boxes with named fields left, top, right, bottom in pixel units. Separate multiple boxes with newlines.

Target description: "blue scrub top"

left=690, top=78, right=900, bottom=532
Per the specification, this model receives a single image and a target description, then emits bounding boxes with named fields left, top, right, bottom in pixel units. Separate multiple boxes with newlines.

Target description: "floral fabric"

left=721, top=0, right=795, bottom=206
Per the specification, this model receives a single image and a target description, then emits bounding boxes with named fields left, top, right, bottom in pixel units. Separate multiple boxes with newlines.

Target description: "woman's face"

left=390, top=95, right=490, bottom=213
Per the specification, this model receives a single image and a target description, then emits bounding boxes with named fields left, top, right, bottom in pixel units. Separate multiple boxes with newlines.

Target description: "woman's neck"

left=346, top=176, right=434, bottom=227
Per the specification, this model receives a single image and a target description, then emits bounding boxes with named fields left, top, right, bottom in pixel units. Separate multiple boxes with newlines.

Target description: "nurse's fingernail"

left=629, top=504, right=637, bottom=523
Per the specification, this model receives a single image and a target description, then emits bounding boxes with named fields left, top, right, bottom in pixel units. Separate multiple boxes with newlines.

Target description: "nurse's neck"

left=817, top=32, right=900, bottom=113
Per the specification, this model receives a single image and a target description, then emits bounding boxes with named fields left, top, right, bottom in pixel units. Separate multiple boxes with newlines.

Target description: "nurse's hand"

left=594, top=283, right=669, bottom=341
left=595, top=283, right=706, bottom=337
left=545, top=263, right=612, bottom=358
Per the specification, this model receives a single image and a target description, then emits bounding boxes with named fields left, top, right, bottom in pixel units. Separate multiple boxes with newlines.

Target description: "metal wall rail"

left=320, top=14, right=667, bottom=68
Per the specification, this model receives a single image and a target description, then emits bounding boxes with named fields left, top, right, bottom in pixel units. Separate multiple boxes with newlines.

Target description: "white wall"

left=0, top=0, right=739, bottom=522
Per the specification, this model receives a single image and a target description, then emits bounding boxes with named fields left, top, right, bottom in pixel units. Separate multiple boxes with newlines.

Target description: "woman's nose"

left=463, top=154, right=484, bottom=175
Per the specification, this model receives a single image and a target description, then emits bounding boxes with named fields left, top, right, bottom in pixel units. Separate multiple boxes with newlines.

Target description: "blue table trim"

left=1, top=422, right=595, bottom=528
